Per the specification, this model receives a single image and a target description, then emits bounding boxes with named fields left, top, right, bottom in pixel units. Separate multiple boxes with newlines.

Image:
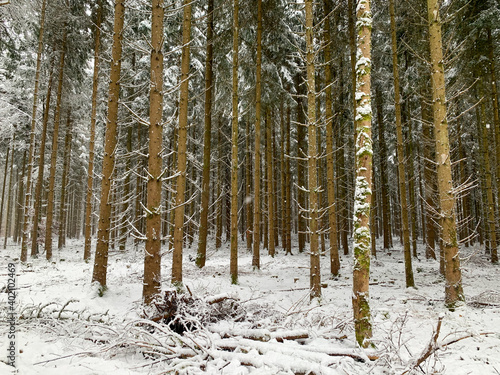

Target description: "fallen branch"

left=402, top=315, right=493, bottom=375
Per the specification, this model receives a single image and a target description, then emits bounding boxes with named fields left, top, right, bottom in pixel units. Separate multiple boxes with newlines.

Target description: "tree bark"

left=305, top=0, right=320, bottom=300
left=389, top=0, right=414, bottom=288
left=230, top=0, right=239, bottom=284
left=21, top=0, right=47, bottom=262
left=266, top=110, right=275, bottom=257
left=31, top=68, right=54, bottom=257
left=172, top=0, right=192, bottom=285
left=352, top=0, right=373, bottom=347
left=92, top=0, right=125, bottom=290
left=84, top=0, right=103, bottom=261
left=252, top=0, right=263, bottom=269
left=426, top=0, right=465, bottom=308
left=58, top=112, right=72, bottom=249
left=45, top=27, right=67, bottom=260
left=323, top=0, right=340, bottom=276
left=143, top=0, right=164, bottom=305
left=196, top=0, right=214, bottom=268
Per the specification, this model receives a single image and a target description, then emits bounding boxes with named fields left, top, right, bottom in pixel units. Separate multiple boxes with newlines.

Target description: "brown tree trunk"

left=230, top=0, right=239, bottom=284
left=196, top=0, right=214, bottom=268
left=427, top=0, right=465, bottom=308
left=14, top=151, right=27, bottom=243
left=92, top=0, right=125, bottom=290
left=389, top=0, right=414, bottom=288
left=296, top=74, right=307, bottom=253
left=285, top=105, right=292, bottom=255
left=21, top=0, right=47, bottom=262
left=323, top=0, right=340, bottom=276
left=352, top=0, right=373, bottom=347
left=252, top=0, right=263, bottom=269
left=58, top=112, right=72, bottom=249
left=304, top=0, right=320, bottom=300
left=31, top=69, right=54, bottom=257
left=0, top=143, right=11, bottom=240
left=246, top=117, right=253, bottom=251
left=266, top=110, right=275, bottom=257
left=376, top=89, right=392, bottom=250
left=143, top=0, right=165, bottom=304
left=172, top=0, right=192, bottom=285
left=45, top=27, right=67, bottom=260
left=84, top=0, right=103, bottom=261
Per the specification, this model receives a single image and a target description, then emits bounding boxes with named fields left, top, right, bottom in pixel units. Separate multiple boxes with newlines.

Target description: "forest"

left=0, top=0, right=500, bottom=374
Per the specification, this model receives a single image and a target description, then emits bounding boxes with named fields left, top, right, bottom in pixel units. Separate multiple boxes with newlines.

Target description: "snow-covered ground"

left=1, top=237, right=499, bottom=374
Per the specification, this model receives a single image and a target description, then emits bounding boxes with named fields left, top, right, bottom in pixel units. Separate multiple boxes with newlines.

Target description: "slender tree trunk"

left=323, top=0, right=340, bottom=276
left=246, top=117, right=253, bottom=251
left=389, top=0, right=414, bottom=288
left=196, top=0, right=214, bottom=268
left=285, top=105, right=292, bottom=255
left=266, top=110, right=275, bottom=257
left=488, top=29, right=500, bottom=264
left=230, top=0, right=239, bottom=284
left=296, top=74, right=307, bottom=253
left=84, top=0, right=103, bottom=261
left=172, top=0, right=192, bottom=285
left=421, top=90, right=437, bottom=259
left=0, top=143, right=10, bottom=239
left=352, top=0, right=373, bottom=348
left=215, top=119, right=222, bottom=249
left=477, top=88, right=497, bottom=261
left=119, top=126, right=132, bottom=251
left=252, top=0, right=263, bottom=269
left=58, top=112, right=72, bottom=249
left=143, top=0, right=164, bottom=304
left=45, top=27, right=67, bottom=260
left=21, top=0, right=47, bottom=262
left=31, top=70, right=54, bottom=257
left=14, top=151, right=26, bottom=243
left=427, top=0, right=465, bottom=308
left=376, top=89, right=392, bottom=250
left=304, top=0, right=321, bottom=300
left=4, top=137, right=15, bottom=247
left=92, top=0, right=125, bottom=290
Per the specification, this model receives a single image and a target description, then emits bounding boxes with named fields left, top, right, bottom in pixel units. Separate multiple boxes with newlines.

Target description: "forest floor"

left=1, top=237, right=500, bottom=374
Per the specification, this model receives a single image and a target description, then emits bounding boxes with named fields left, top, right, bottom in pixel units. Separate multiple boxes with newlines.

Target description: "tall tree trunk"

left=92, top=0, right=125, bottom=290
left=0, top=143, right=11, bottom=239
left=14, top=151, right=27, bottom=244
left=488, top=29, right=500, bottom=264
left=196, top=0, right=214, bottom=268
left=389, top=0, right=414, bottom=288
left=172, top=0, right=192, bottom=285
left=266, top=110, right=275, bottom=257
left=246, top=117, right=253, bottom=251
left=376, top=89, right=392, bottom=250
left=477, top=88, right=497, bottom=261
left=323, top=0, right=340, bottom=276
left=352, top=0, right=373, bottom=348
left=31, top=69, right=54, bottom=257
left=215, top=118, right=222, bottom=249
left=304, top=0, right=320, bottom=300
left=21, top=0, right=47, bottom=262
left=296, top=74, right=307, bottom=253
left=119, top=126, right=132, bottom=251
left=143, top=0, right=164, bottom=304
left=4, top=142, right=15, bottom=247
left=58, top=112, right=72, bottom=249
left=84, top=0, right=103, bottom=261
left=230, top=0, right=239, bottom=284
left=252, top=0, right=263, bottom=269
left=426, top=0, right=465, bottom=308
left=285, top=105, right=292, bottom=255
left=45, top=27, right=67, bottom=260
left=421, top=89, right=437, bottom=260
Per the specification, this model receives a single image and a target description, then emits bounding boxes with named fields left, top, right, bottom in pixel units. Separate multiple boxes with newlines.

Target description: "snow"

left=1, top=237, right=500, bottom=374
